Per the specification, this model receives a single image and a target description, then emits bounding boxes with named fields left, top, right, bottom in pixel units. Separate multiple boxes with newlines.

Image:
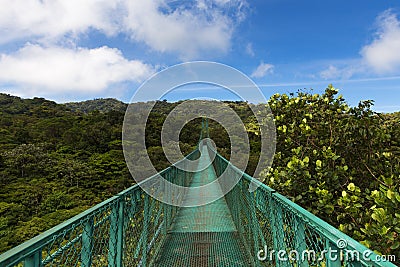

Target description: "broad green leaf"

left=347, top=183, right=355, bottom=192
left=316, top=160, right=322, bottom=168
left=386, top=189, right=394, bottom=200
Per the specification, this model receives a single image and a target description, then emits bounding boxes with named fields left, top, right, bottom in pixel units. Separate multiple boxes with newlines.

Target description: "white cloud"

left=0, top=44, right=154, bottom=93
left=245, top=43, right=255, bottom=57
left=0, top=0, right=121, bottom=44
left=361, top=9, right=400, bottom=73
left=0, top=0, right=248, bottom=100
left=123, top=0, right=245, bottom=59
left=319, top=64, right=361, bottom=80
left=319, top=65, right=340, bottom=79
left=251, top=62, right=274, bottom=78
left=0, top=0, right=246, bottom=59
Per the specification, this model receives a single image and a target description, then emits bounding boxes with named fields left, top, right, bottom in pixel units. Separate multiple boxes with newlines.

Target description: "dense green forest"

left=0, top=86, right=399, bottom=260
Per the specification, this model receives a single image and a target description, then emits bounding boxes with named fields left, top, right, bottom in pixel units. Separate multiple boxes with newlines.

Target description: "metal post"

left=249, top=190, right=260, bottom=267
left=233, top=185, right=241, bottom=233
left=24, top=250, right=42, bottom=267
left=116, top=200, right=125, bottom=267
left=108, top=202, right=119, bottom=266
left=325, top=240, right=341, bottom=267
left=81, top=218, right=94, bottom=267
left=206, top=118, right=209, bottom=137
left=164, top=171, right=170, bottom=234
left=142, top=194, right=149, bottom=266
left=269, top=197, right=290, bottom=267
left=294, top=217, right=309, bottom=267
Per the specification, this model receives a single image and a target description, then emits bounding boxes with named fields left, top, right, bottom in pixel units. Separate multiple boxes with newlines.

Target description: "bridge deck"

left=0, top=142, right=394, bottom=267
left=155, top=146, right=249, bottom=266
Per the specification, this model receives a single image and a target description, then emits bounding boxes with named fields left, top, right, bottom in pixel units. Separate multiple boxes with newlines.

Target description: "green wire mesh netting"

left=0, top=142, right=397, bottom=267
left=0, top=150, right=199, bottom=267
left=212, top=144, right=397, bottom=267
left=154, top=145, right=250, bottom=266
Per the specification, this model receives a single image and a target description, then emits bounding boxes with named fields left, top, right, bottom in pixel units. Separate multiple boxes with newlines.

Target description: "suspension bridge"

left=0, top=123, right=396, bottom=267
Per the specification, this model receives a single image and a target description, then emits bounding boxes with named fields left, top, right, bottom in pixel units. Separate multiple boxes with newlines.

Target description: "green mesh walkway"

left=1, top=123, right=396, bottom=267
left=171, top=145, right=236, bottom=232
left=155, top=145, right=249, bottom=266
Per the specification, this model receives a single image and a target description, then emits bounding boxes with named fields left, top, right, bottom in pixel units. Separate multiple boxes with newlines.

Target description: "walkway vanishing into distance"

left=0, top=126, right=396, bottom=267
left=155, top=145, right=248, bottom=266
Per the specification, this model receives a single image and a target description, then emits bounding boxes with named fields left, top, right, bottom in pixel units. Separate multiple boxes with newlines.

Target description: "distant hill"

left=64, top=98, right=128, bottom=113
left=0, top=93, right=71, bottom=116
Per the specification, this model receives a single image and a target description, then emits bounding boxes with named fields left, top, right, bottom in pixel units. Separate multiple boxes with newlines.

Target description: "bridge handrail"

left=0, top=148, right=199, bottom=267
left=209, top=143, right=396, bottom=267
left=1, top=141, right=396, bottom=267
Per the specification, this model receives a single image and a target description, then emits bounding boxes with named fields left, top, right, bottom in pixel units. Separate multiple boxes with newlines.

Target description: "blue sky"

left=0, top=0, right=399, bottom=112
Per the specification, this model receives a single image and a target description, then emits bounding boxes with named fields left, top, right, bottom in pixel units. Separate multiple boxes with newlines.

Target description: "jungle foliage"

left=0, top=87, right=398, bottom=259
left=263, top=86, right=400, bottom=258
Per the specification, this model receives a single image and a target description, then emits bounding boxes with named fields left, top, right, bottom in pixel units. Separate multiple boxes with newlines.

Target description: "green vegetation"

left=263, top=85, right=400, bottom=257
left=0, top=94, right=132, bottom=252
left=0, top=87, right=398, bottom=259
left=64, top=98, right=128, bottom=113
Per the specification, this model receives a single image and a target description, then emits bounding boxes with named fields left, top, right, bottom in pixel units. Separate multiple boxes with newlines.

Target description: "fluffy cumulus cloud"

left=251, top=62, right=274, bottom=78
left=0, top=0, right=121, bottom=43
left=0, top=44, right=154, bottom=93
left=0, top=0, right=246, bottom=58
left=317, top=10, right=400, bottom=80
left=0, top=0, right=247, bottom=98
left=123, top=0, right=246, bottom=59
left=361, top=9, right=400, bottom=74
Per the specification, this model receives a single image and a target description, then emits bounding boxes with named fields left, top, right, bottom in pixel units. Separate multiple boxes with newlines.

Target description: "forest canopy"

left=0, top=86, right=399, bottom=259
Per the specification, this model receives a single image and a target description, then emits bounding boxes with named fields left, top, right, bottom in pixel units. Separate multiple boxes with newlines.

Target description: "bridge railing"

left=211, top=147, right=397, bottom=267
left=1, top=142, right=397, bottom=267
left=0, top=149, right=199, bottom=267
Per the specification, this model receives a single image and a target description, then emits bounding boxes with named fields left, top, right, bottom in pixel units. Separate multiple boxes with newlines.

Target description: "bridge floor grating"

left=155, top=232, right=250, bottom=267
left=155, top=145, right=249, bottom=266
